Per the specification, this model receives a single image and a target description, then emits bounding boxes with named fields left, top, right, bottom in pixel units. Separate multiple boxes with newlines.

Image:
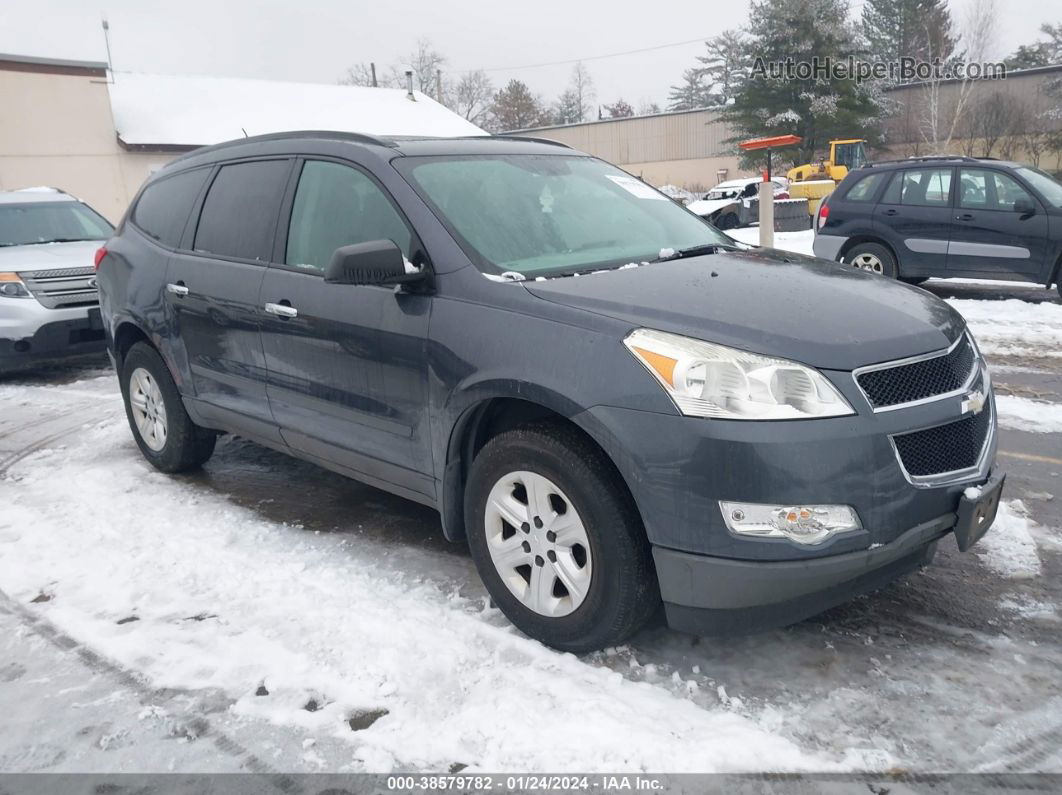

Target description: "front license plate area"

left=954, top=471, right=1005, bottom=552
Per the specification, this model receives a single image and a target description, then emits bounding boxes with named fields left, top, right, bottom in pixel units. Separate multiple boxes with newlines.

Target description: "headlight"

left=624, top=328, right=854, bottom=420
left=0, top=273, right=32, bottom=299
left=720, top=501, right=861, bottom=545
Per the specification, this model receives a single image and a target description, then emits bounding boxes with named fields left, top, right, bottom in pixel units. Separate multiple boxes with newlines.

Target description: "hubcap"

left=851, top=252, right=884, bottom=274
left=129, top=367, right=168, bottom=452
left=484, top=471, right=592, bottom=618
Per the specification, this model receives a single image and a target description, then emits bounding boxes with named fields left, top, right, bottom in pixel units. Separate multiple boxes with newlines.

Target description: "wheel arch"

left=837, top=234, right=899, bottom=266
left=439, top=389, right=643, bottom=545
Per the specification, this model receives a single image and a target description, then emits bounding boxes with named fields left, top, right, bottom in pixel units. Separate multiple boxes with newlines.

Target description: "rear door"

left=165, top=158, right=292, bottom=438
left=259, top=158, right=434, bottom=500
left=949, top=167, right=1049, bottom=276
left=873, top=166, right=955, bottom=276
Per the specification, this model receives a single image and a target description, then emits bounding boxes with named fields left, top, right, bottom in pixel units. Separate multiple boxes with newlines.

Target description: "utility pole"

left=370, top=62, right=378, bottom=87
left=436, top=69, right=443, bottom=103
left=101, top=19, right=114, bottom=82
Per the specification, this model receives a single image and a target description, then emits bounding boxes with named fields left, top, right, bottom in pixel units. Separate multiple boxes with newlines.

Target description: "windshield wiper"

left=652, top=243, right=741, bottom=263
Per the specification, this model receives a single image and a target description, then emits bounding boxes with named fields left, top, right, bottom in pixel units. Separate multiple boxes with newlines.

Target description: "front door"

left=259, top=159, right=434, bottom=499
left=873, top=166, right=955, bottom=276
left=949, top=168, right=1049, bottom=277
left=165, top=158, right=292, bottom=437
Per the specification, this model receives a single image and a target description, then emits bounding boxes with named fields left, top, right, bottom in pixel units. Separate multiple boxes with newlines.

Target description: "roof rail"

left=168, top=130, right=397, bottom=166
left=490, top=135, right=573, bottom=149
left=867, top=154, right=995, bottom=167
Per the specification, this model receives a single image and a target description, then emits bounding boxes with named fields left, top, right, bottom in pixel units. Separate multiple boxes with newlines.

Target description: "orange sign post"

left=737, top=135, right=803, bottom=248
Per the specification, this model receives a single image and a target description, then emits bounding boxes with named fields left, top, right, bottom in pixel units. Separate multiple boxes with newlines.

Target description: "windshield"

left=397, top=155, right=731, bottom=277
left=1017, top=167, right=1062, bottom=208
left=0, top=201, right=114, bottom=247
left=835, top=142, right=867, bottom=171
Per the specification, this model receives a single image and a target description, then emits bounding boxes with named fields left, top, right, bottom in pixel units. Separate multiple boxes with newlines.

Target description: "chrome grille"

left=856, top=334, right=976, bottom=410
left=892, top=407, right=992, bottom=479
left=17, top=266, right=99, bottom=309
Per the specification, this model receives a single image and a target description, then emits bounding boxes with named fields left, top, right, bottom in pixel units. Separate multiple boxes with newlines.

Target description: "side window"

left=193, top=160, right=291, bottom=261
left=881, top=171, right=903, bottom=204
left=958, top=169, right=988, bottom=209
left=285, top=160, right=413, bottom=272
left=132, top=168, right=210, bottom=248
left=843, top=172, right=886, bottom=202
left=899, top=168, right=952, bottom=207
left=988, top=172, right=1033, bottom=211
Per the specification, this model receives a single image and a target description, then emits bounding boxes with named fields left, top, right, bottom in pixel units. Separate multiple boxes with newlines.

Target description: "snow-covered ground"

left=1, top=241, right=1060, bottom=774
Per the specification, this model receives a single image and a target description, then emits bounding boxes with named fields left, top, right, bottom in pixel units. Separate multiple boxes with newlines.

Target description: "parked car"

left=97, top=132, right=1003, bottom=652
left=814, top=155, right=1062, bottom=296
left=687, top=177, right=789, bottom=229
left=0, top=188, right=113, bottom=374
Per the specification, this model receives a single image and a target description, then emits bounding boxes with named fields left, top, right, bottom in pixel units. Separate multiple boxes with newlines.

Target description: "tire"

left=716, top=212, right=739, bottom=230
left=464, top=422, right=659, bottom=652
left=901, top=276, right=928, bottom=286
left=120, top=342, right=216, bottom=473
left=845, top=242, right=897, bottom=279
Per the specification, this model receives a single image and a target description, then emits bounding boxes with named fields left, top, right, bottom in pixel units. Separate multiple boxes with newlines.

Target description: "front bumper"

left=0, top=304, right=106, bottom=373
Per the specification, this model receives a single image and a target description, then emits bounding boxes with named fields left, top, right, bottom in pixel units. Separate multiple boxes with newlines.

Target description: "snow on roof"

left=107, top=72, right=486, bottom=147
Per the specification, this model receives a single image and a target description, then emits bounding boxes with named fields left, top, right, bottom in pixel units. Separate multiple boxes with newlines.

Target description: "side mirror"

left=323, top=240, right=425, bottom=286
left=1013, top=198, right=1036, bottom=216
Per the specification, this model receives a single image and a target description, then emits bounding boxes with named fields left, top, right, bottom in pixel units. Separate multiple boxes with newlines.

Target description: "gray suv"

left=97, top=132, right=1003, bottom=651
left=0, top=188, right=113, bottom=373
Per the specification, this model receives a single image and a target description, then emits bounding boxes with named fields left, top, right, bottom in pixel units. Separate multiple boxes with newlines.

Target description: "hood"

left=687, top=198, right=737, bottom=217
left=0, top=240, right=102, bottom=273
left=522, top=249, right=965, bottom=371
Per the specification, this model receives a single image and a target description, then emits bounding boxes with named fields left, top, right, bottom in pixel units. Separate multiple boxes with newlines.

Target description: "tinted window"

left=132, top=169, right=209, bottom=248
left=194, top=160, right=290, bottom=261
left=843, top=172, right=886, bottom=202
left=988, top=172, right=1032, bottom=211
left=895, top=168, right=952, bottom=207
left=286, top=161, right=413, bottom=272
left=0, top=201, right=113, bottom=247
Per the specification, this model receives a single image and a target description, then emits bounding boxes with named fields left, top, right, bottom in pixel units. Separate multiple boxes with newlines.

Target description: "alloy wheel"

left=484, top=470, right=593, bottom=618
left=850, top=252, right=884, bottom=274
left=129, top=367, right=168, bottom=452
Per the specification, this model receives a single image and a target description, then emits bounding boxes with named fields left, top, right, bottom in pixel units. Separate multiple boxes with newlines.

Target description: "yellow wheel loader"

left=786, top=139, right=867, bottom=222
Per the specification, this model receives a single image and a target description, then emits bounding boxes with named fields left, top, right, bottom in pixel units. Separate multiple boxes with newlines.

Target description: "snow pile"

left=944, top=299, right=1062, bottom=361
left=995, top=395, right=1062, bottom=434
left=0, top=412, right=876, bottom=774
left=728, top=227, right=816, bottom=256
left=976, top=501, right=1044, bottom=580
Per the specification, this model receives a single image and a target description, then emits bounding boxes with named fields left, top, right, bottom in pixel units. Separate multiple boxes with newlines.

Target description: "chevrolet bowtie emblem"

left=962, top=390, right=986, bottom=416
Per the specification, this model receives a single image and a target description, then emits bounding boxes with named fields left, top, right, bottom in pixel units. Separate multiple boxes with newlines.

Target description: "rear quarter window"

left=842, top=172, right=887, bottom=202
left=132, top=168, right=211, bottom=248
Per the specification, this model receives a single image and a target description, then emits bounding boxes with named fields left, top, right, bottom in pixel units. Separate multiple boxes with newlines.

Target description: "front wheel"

left=465, top=423, right=659, bottom=652
left=120, top=342, right=216, bottom=472
left=845, top=242, right=897, bottom=279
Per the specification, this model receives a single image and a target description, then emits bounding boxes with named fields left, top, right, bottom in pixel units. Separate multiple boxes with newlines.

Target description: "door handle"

left=166, top=282, right=189, bottom=297
left=883, top=208, right=898, bottom=216
left=264, top=301, right=298, bottom=319
left=956, top=213, right=974, bottom=221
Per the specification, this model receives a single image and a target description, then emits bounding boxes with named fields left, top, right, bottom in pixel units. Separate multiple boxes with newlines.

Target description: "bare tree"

left=569, top=62, right=596, bottom=123
left=918, top=0, right=998, bottom=151
left=453, top=70, right=494, bottom=126
left=339, top=63, right=398, bottom=88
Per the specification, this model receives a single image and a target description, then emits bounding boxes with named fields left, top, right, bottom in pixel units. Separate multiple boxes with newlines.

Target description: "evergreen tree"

left=697, top=30, right=751, bottom=104
left=552, top=89, right=584, bottom=125
left=861, top=0, right=957, bottom=72
left=725, top=0, right=887, bottom=166
left=668, top=68, right=712, bottom=110
left=491, top=80, right=548, bottom=131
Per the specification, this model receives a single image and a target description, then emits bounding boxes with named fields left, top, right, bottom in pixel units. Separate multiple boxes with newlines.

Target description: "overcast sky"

left=1, top=0, right=1056, bottom=110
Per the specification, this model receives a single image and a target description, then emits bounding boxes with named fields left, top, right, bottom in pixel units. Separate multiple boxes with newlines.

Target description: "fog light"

left=719, top=501, right=861, bottom=545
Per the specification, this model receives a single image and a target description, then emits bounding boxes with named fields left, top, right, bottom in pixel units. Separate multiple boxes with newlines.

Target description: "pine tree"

left=491, top=80, right=548, bottom=131
left=697, top=30, right=750, bottom=104
left=725, top=0, right=887, bottom=166
left=861, top=0, right=957, bottom=72
left=668, top=68, right=712, bottom=111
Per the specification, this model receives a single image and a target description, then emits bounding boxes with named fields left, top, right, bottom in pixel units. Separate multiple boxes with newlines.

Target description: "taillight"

left=776, top=191, right=789, bottom=200
left=94, top=246, right=108, bottom=270
left=816, top=202, right=830, bottom=230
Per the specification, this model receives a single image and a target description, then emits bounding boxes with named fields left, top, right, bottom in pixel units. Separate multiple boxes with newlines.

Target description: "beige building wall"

left=0, top=60, right=167, bottom=223
left=522, top=109, right=750, bottom=191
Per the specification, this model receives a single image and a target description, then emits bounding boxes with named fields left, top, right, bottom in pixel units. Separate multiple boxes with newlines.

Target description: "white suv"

left=0, top=188, right=114, bottom=374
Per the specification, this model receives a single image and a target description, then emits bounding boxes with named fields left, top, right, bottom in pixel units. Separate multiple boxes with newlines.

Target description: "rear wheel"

left=465, top=422, right=659, bottom=652
left=120, top=342, right=216, bottom=472
left=845, top=242, right=897, bottom=279
left=716, top=212, right=739, bottom=230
